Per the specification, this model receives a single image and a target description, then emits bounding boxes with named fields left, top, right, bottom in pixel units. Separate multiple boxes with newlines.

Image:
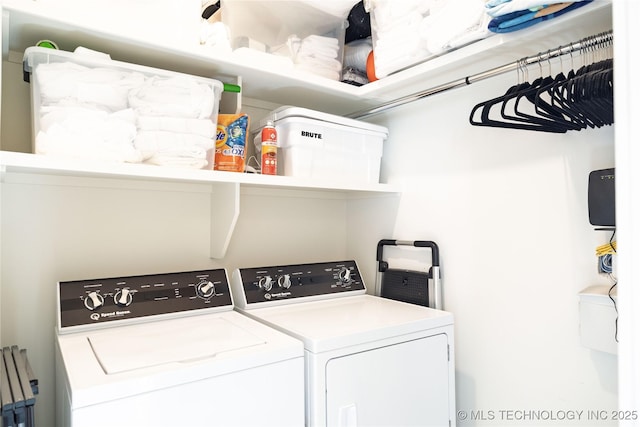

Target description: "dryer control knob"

left=114, top=288, right=133, bottom=307
left=258, top=276, right=273, bottom=292
left=196, top=280, right=216, bottom=299
left=277, top=274, right=292, bottom=289
left=338, top=267, right=352, bottom=283
left=84, top=291, right=104, bottom=311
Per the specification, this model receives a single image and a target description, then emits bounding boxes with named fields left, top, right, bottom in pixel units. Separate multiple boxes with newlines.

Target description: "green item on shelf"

left=223, top=83, right=241, bottom=93
left=36, top=40, right=58, bottom=49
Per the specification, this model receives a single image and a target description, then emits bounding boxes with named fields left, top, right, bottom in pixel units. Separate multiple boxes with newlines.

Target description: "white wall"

left=349, top=75, right=618, bottom=425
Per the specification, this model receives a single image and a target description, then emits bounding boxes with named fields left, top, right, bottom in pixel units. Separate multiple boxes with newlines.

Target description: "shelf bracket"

left=210, top=182, right=240, bottom=259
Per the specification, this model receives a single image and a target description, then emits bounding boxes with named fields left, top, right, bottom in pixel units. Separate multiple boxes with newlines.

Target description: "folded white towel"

left=297, top=43, right=339, bottom=60
left=36, top=62, right=145, bottom=111
left=445, top=10, right=491, bottom=51
left=36, top=109, right=142, bottom=164
left=375, top=29, right=430, bottom=61
left=133, top=130, right=213, bottom=160
left=374, top=10, right=424, bottom=34
left=73, top=46, right=112, bottom=60
left=294, top=63, right=341, bottom=81
left=36, top=132, right=142, bottom=164
left=39, top=106, right=137, bottom=132
left=303, top=34, right=339, bottom=47
left=35, top=62, right=88, bottom=102
left=421, top=0, right=490, bottom=55
left=75, top=80, right=128, bottom=111
left=370, top=0, right=429, bottom=25
left=291, top=34, right=343, bottom=80
left=128, top=76, right=216, bottom=119
left=39, top=108, right=137, bottom=145
left=376, top=23, right=424, bottom=50
left=296, top=53, right=342, bottom=71
left=137, top=116, right=216, bottom=138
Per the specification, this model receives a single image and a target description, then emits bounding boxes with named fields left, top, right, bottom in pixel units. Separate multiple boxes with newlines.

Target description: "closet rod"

left=349, top=30, right=613, bottom=119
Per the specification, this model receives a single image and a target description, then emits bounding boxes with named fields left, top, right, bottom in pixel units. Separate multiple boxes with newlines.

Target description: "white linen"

left=128, top=76, right=216, bottom=119
left=420, top=0, right=490, bottom=55
left=137, top=116, right=216, bottom=138
left=33, top=56, right=218, bottom=169
left=292, top=34, right=343, bottom=81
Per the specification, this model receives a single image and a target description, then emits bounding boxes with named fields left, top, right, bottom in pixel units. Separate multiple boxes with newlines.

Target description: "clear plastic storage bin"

left=221, top=0, right=348, bottom=80
left=23, top=46, right=223, bottom=170
left=364, top=0, right=491, bottom=78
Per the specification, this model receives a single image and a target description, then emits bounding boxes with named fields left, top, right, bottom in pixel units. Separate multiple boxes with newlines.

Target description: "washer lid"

left=58, top=311, right=304, bottom=409
left=88, top=316, right=265, bottom=374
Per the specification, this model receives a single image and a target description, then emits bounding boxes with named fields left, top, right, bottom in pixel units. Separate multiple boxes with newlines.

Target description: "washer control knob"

left=338, top=267, right=352, bottom=284
left=277, top=274, right=292, bottom=289
left=114, top=288, right=133, bottom=307
left=196, top=280, right=216, bottom=299
left=258, top=276, right=273, bottom=292
left=84, top=291, right=104, bottom=311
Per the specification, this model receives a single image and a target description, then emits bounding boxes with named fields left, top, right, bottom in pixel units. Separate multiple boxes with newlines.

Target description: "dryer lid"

left=246, top=294, right=454, bottom=353
left=88, top=316, right=265, bottom=374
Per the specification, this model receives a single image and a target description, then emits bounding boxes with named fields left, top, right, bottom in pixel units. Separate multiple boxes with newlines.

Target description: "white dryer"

left=55, top=269, right=305, bottom=427
left=231, top=260, right=456, bottom=427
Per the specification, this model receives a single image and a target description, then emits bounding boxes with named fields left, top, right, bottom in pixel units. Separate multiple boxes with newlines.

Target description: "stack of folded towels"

left=130, top=76, right=216, bottom=169
left=290, top=34, right=343, bottom=81
left=370, top=0, right=431, bottom=72
left=420, top=0, right=491, bottom=55
left=34, top=57, right=217, bottom=169
left=369, top=0, right=491, bottom=76
left=486, top=0, right=593, bottom=33
left=362, top=0, right=593, bottom=80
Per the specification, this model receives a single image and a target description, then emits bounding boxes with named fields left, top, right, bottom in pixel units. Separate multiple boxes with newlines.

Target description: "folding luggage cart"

left=376, top=239, right=443, bottom=310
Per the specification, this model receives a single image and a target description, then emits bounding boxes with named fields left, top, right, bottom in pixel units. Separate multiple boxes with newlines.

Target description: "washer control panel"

left=236, top=260, right=365, bottom=306
left=58, top=269, right=232, bottom=329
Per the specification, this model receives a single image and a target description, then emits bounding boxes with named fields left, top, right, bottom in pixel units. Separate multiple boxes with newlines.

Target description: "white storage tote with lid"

left=255, top=107, right=388, bottom=184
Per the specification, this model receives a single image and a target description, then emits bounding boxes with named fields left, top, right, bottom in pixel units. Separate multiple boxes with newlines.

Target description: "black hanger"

left=470, top=77, right=567, bottom=133
left=472, top=57, right=570, bottom=132
left=531, top=71, right=584, bottom=131
left=470, top=36, right=614, bottom=133
left=551, top=59, right=613, bottom=129
left=506, top=74, right=576, bottom=132
left=512, top=52, right=584, bottom=131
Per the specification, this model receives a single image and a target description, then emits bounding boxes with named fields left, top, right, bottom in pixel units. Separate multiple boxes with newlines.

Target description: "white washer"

left=55, top=269, right=305, bottom=427
left=231, top=260, right=456, bottom=427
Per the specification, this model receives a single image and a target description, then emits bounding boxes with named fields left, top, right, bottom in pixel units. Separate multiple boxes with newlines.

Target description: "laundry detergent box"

left=23, top=46, right=222, bottom=170
left=215, top=113, right=249, bottom=172
left=254, top=107, right=388, bottom=183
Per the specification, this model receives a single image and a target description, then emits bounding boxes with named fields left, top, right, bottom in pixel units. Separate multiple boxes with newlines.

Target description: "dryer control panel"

left=58, top=269, right=232, bottom=330
left=232, top=260, right=366, bottom=308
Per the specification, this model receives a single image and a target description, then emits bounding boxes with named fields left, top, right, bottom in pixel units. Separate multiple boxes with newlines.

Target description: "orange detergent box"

left=215, top=113, right=249, bottom=172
